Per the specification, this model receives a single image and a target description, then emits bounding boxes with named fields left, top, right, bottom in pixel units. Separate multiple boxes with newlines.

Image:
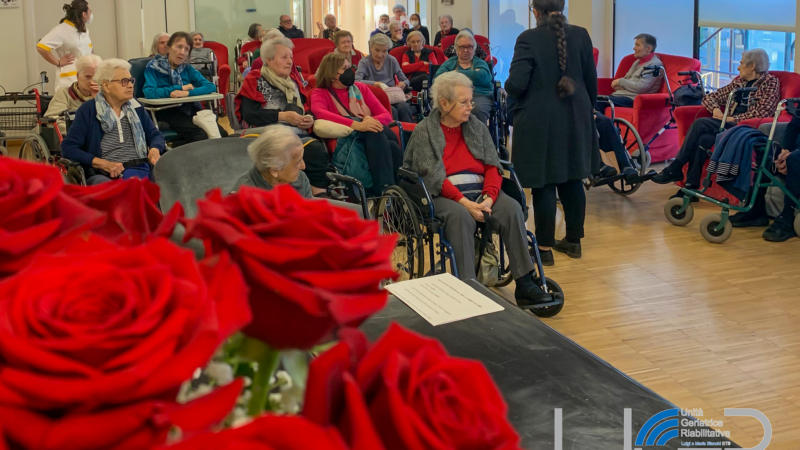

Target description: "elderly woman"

left=232, top=125, right=312, bottom=197
left=408, top=13, right=430, bottom=45
left=245, top=23, right=263, bottom=43
left=653, top=48, right=780, bottom=199
left=189, top=31, right=215, bottom=79
left=371, top=14, right=391, bottom=38
left=401, top=31, right=438, bottom=92
left=45, top=54, right=101, bottom=134
left=392, top=4, right=408, bottom=29
left=143, top=31, right=228, bottom=144
left=389, top=21, right=406, bottom=49
left=435, top=30, right=493, bottom=124
left=316, top=14, right=340, bottom=41
left=403, top=71, right=549, bottom=305
left=247, top=28, right=286, bottom=73
left=356, top=33, right=414, bottom=123
left=61, top=59, right=164, bottom=185
left=150, top=32, right=169, bottom=57
left=311, top=52, right=402, bottom=193
left=433, top=14, right=459, bottom=48
left=333, top=30, right=362, bottom=68
left=235, top=37, right=329, bottom=195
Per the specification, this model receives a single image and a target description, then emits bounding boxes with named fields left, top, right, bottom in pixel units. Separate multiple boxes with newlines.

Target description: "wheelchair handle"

left=398, top=167, right=421, bottom=181
left=326, top=172, right=361, bottom=186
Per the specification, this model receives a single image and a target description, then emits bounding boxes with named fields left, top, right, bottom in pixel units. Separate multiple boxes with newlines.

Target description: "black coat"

left=505, top=24, right=599, bottom=189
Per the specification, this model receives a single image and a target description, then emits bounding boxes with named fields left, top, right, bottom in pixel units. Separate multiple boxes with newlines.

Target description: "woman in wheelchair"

left=234, top=36, right=330, bottom=195
left=652, top=48, right=780, bottom=199
left=401, top=31, right=439, bottom=92
left=232, top=125, right=313, bottom=197
left=355, top=33, right=415, bottom=123
left=45, top=54, right=101, bottom=134
left=61, top=59, right=165, bottom=185
left=311, top=52, right=402, bottom=193
left=403, top=72, right=550, bottom=305
left=434, top=30, right=493, bottom=125
left=189, top=31, right=215, bottom=79
left=143, top=31, right=228, bottom=144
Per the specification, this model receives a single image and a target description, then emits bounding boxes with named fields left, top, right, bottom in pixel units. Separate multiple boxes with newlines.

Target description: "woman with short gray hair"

left=389, top=21, right=406, bottom=49
left=189, top=31, right=215, bottom=76
left=433, top=14, right=458, bottom=47
left=235, top=37, right=330, bottom=195
left=232, top=125, right=313, bottom=197
left=403, top=71, right=550, bottom=306
left=150, top=32, right=169, bottom=57
left=356, top=32, right=415, bottom=122
left=434, top=29, right=494, bottom=123
left=653, top=47, right=781, bottom=197
left=45, top=53, right=101, bottom=133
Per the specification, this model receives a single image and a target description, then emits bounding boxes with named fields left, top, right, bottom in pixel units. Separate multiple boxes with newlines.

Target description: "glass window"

left=488, top=0, right=531, bottom=84
left=699, top=27, right=795, bottom=88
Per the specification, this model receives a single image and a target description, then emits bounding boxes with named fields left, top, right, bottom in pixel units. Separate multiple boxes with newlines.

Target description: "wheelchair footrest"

left=519, top=296, right=564, bottom=311
left=592, top=173, right=625, bottom=187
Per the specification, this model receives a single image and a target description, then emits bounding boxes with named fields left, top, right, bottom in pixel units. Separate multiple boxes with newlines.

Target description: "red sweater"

left=309, top=83, right=393, bottom=127
left=401, top=52, right=439, bottom=75
left=439, top=124, right=502, bottom=202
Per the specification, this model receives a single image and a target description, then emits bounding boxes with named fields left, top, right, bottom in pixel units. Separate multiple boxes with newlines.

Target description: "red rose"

left=0, top=158, right=104, bottom=278
left=0, top=238, right=251, bottom=412
left=0, top=378, right=243, bottom=450
left=161, top=414, right=353, bottom=450
left=304, top=324, right=522, bottom=450
left=63, top=178, right=183, bottom=245
left=184, top=185, right=397, bottom=350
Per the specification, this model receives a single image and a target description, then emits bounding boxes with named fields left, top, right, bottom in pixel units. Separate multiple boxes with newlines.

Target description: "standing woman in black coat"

left=505, top=0, right=599, bottom=266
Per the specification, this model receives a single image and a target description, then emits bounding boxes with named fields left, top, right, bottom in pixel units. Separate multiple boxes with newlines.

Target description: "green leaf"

left=281, top=350, right=309, bottom=390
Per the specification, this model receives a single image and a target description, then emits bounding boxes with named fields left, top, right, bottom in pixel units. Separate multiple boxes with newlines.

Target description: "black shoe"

left=763, top=219, right=797, bottom=242
left=554, top=239, right=581, bottom=259
left=515, top=277, right=553, bottom=308
left=596, top=164, right=618, bottom=178
left=729, top=212, right=769, bottom=228
left=652, top=166, right=684, bottom=185
left=534, top=248, right=555, bottom=266
left=621, top=167, right=639, bottom=183
left=670, top=190, right=699, bottom=203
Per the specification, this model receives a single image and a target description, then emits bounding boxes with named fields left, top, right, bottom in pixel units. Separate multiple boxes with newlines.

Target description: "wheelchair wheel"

left=794, top=214, right=800, bottom=238
left=664, top=197, right=694, bottom=226
left=0, top=145, right=7, bottom=157
left=18, top=134, right=51, bottom=164
left=609, top=118, right=647, bottom=196
left=529, top=277, right=565, bottom=318
left=376, top=186, right=425, bottom=281
left=699, top=213, right=732, bottom=244
left=492, top=234, right=513, bottom=287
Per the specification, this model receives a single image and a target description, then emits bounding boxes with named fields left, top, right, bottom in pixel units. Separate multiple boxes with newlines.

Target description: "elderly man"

left=278, top=15, right=305, bottom=39
left=597, top=33, right=663, bottom=114
left=232, top=125, right=312, bottom=197
left=45, top=54, right=101, bottom=134
left=316, top=14, right=340, bottom=41
left=435, top=30, right=493, bottom=124
left=371, top=14, right=391, bottom=38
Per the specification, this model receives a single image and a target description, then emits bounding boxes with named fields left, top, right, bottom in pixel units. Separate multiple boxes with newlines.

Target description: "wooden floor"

left=494, top=170, right=800, bottom=449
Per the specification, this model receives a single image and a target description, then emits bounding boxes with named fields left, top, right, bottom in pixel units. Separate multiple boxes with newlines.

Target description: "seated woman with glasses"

left=435, top=30, right=493, bottom=124
left=356, top=33, right=415, bottom=123
left=143, top=31, right=228, bottom=144
left=61, top=59, right=165, bottom=185
left=403, top=71, right=549, bottom=306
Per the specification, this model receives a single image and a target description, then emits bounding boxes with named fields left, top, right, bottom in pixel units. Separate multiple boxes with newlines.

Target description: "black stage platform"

left=362, top=281, right=740, bottom=450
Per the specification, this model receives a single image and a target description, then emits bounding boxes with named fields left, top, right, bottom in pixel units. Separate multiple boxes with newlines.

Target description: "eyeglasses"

left=456, top=100, right=475, bottom=109
left=457, top=45, right=473, bottom=52
left=108, top=77, right=135, bottom=87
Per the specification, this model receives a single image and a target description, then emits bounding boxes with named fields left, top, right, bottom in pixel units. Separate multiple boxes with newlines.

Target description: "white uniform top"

left=37, top=20, right=93, bottom=90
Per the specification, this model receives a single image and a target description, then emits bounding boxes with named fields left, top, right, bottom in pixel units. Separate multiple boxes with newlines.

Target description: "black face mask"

left=337, top=68, right=355, bottom=87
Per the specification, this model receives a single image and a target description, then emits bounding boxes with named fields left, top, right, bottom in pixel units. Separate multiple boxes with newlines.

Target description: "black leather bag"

left=673, top=84, right=704, bottom=106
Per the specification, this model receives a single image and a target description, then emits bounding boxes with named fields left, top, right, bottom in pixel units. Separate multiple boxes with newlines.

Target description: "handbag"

left=382, top=86, right=408, bottom=105
left=475, top=211, right=500, bottom=287
left=673, top=84, right=704, bottom=106
left=312, top=119, right=353, bottom=139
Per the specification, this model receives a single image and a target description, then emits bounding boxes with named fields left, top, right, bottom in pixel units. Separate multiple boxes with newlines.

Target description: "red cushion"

left=592, top=48, right=599, bottom=66
left=290, top=38, right=335, bottom=76
left=441, top=35, right=456, bottom=50
left=308, top=48, right=334, bottom=75
left=241, top=40, right=260, bottom=55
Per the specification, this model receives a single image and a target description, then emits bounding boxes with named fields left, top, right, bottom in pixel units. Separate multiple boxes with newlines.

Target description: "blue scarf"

left=150, top=54, right=186, bottom=86
left=95, top=92, right=148, bottom=159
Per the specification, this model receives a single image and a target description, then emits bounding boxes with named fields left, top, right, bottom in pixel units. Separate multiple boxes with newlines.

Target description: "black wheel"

left=492, top=234, right=513, bottom=287
left=18, top=134, right=51, bottom=164
left=376, top=186, right=425, bottom=281
left=529, top=277, right=565, bottom=318
left=609, top=118, right=647, bottom=196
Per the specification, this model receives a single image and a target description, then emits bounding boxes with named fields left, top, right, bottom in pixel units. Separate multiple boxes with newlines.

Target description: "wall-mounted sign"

left=0, top=0, right=20, bottom=8
left=246, top=8, right=257, bottom=12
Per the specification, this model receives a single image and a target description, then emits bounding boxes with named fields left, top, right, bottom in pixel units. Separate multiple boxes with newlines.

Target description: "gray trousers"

left=473, top=94, right=494, bottom=125
left=433, top=191, right=535, bottom=281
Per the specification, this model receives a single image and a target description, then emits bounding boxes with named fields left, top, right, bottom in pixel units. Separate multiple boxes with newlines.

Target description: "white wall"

left=430, top=0, right=487, bottom=36
left=0, top=6, right=29, bottom=91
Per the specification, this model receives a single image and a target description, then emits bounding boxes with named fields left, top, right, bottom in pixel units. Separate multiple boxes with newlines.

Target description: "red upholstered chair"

left=203, top=41, right=231, bottom=101
left=598, top=53, right=701, bottom=162
left=289, top=38, right=335, bottom=76
left=673, top=70, right=800, bottom=204
left=474, top=35, right=497, bottom=66
left=592, top=47, right=599, bottom=66
left=441, top=35, right=456, bottom=52
left=236, top=40, right=262, bottom=74
left=389, top=45, right=445, bottom=65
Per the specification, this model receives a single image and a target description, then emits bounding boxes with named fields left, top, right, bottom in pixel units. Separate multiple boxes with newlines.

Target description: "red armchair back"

left=592, top=47, right=599, bottom=66
left=308, top=47, right=334, bottom=75
left=389, top=45, right=446, bottom=66
left=441, top=35, right=456, bottom=50
left=203, top=41, right=231, bottom=99
left=609, top=53, right=700, bottom=96
left=241, top=40, right=261, bottom=55
left=290, top=38, right=335, bottom=75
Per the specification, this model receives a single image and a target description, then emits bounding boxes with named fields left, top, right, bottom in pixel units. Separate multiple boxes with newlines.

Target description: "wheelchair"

left=326, top=146, right=565, bottom=319
left=1, top=89, right=86, bottom=185
left=665, top=95, right=800, bottom=243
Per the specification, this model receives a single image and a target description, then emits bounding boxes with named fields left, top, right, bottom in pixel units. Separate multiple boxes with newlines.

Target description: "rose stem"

left=246, top=342, right=281, bottom=416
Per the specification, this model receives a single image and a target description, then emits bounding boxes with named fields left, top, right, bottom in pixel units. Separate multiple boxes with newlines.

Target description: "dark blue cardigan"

left=61, top=98, right=166, bottom=169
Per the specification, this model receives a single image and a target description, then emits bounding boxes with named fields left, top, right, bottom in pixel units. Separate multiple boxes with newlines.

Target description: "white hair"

left=406, top=30, right=425, bottom=45
left=190, top=31, right=204, bottom=40
left=455, top=30, right=477, bottom=50
left=393, top=4, right=406, bottom=13
left=261, top=37, right=294, bottom=62
left=247, top=125, right=302, bottom=172
left=438, top=14, right=454, bottom=26
left=94, top=59, right=132, bottom=91
left=261, top=28, right=284, bottom=43
left=389, top=21, right=402, bottom=33
left=324, top=14, right=336, bottom=22
left=369, top=33, right=392, bottom=50
left=431, top=71, right=473, bottom=109
left=75, top=54, right=102, bottom=75
left=741, top=48, right=770, bottom=74
left=150, top=32, right=168, bottom=56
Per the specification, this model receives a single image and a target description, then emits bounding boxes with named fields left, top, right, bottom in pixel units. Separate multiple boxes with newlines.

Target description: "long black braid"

left=533, top=0, right=575, bottom=98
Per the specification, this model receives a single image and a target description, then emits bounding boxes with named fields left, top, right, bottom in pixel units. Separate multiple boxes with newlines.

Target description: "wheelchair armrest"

left=633, top=93, right=672, bottom=111
left=57, top=157, right=81, bottom=168
left=499, top=159, right=513, bottom=171
left=597, top=78, right=615, bottom=96
left=398, top=167, right=421, bottom=181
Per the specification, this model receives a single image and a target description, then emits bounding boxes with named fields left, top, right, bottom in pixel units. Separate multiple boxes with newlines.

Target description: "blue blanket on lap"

left=707, top=125, right=767, bottom=201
